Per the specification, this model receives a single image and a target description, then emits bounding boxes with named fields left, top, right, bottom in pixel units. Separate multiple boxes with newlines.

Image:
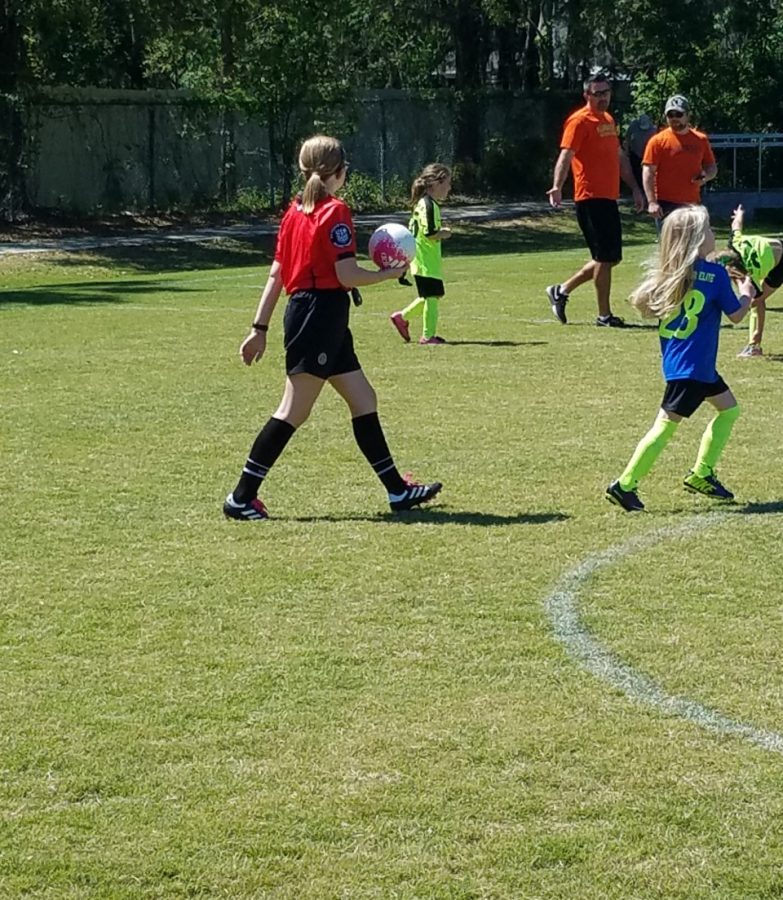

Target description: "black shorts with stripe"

left=283, top=289, right=361, bottom=378
left=661, top=375, right=729, bottom=418
left=575, top=198, right=622, bottom=263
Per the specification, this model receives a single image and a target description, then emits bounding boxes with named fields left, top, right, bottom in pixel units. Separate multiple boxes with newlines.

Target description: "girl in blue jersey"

left=606, top=205, right=753, bottom=511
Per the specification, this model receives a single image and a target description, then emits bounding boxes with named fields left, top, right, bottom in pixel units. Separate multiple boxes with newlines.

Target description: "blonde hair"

left=630, top=206, right=711, bottom=319
left=411, top=163, right=451, bottom=203
left=299, top=135, right=346, bottom=215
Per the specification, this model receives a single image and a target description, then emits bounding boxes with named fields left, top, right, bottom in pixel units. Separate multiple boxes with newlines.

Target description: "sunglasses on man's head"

left=666, top=110, right=685, bottom=118
left=588, top=88, right=611, bottom=97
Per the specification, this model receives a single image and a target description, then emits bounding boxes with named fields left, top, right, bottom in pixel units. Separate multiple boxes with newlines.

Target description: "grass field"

left=2, top=208, right=783, bottom=899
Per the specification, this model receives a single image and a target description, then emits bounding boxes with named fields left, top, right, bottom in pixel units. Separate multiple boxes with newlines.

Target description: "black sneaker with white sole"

left=546, top=284, right=569, bottom=324
left=389, top=478, right=442, bottom=512
left=223, top=493, right=270, bottom=520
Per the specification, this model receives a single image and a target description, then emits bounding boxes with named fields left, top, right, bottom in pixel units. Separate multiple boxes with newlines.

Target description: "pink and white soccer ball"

left=368, top=223, right=416, bottom=269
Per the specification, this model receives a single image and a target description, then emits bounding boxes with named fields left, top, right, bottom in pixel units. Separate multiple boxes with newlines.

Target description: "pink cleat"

left=390, top=312, right=411, bottom=343
left=418, top=335, right=446, bottom=345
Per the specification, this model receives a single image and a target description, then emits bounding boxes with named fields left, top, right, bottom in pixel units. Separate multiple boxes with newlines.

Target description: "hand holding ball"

left=368, top=223, right=416, bottom=270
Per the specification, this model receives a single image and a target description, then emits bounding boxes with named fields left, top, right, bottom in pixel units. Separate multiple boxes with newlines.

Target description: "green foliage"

left=338, top=171, right=409, bottom=213
left=7, top=0, right=783, bottom=213
left=451, top=135, right=550, bottom=198
left=480, top=134, right=551, bottom=195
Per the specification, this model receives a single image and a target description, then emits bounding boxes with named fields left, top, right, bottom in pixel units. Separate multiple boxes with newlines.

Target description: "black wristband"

left=252, top=321, right=268, bottom=332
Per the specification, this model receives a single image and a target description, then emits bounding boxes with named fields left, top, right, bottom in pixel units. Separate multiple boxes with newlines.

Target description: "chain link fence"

left=5, top=87, right=571, bottom=217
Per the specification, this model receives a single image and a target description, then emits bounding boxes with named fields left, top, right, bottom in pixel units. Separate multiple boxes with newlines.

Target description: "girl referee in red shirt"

left=223, top=135, right=442, bottom=520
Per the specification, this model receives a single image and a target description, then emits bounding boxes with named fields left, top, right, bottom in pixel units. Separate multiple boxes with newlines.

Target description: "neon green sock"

left=401, top=296, right=425, bottom=321
left=749, top=307, right=758, bottom=343
left=693, top=405, right=740, bottom=477
left=423, top=297, right=439, bottom=339
left=618, top=416, right=679, bottom=490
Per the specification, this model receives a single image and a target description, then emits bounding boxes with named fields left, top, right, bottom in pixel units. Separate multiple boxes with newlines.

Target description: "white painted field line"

left=545, top=511, right=783, bottom=754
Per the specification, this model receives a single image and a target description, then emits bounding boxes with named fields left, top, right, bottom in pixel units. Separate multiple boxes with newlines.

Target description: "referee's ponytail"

left=299, top=135, right=347, bottom=214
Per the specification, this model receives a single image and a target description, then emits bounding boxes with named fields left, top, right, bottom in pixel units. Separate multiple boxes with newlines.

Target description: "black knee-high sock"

left=352, top=412, right=407, bottom=494
left=232, top=417, right=296, bottom=503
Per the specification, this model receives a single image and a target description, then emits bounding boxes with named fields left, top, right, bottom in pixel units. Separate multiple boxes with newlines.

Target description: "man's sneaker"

left=223, top=493, right=270, bottom=520
left=596, top=314, right=626, bottom=328
left=605, top=480, right=645, bottom=511
left=389, top=476, right=443, bottom=511
left=683, top=470, right=734, bottom=500
left=390, top=312, right=411, bottom=343
left=419, top=335, right=446, bottom=345
left=546, top=284, right=569, bottom=324
left=737, top=343, right=763, bottom=358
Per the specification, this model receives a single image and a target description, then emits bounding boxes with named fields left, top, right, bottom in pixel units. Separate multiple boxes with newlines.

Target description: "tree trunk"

left=218, top=5, right=237, bottom=203
left=452, top=0, right=485, bottom=163
left=522, top=0, right=542, bottom=92
left=0, top=2, right=28, bottom=220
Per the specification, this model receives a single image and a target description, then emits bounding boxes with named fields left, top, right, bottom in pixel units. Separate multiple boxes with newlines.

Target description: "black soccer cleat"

left=389, top=477, right=442, bottom=512
left=223, top=493, right=270, bottom=521
left=683, top=470, right=734, bottom=501
left=605, top=480, right=645, bottom=512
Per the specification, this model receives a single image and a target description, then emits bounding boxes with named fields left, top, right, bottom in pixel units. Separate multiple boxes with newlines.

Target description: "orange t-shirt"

left=642, top=128, right=716, bottom=204
left=560, top=107, right=620, bottom=201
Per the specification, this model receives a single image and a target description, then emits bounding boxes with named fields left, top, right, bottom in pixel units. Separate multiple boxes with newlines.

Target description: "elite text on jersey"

left=658, top=259, right=741, bottom=382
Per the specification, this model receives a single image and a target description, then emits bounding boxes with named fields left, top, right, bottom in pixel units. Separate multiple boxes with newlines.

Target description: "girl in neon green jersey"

left=390, top=164, right=452, bottom=345
left=717, top=204, right=783, bottom=358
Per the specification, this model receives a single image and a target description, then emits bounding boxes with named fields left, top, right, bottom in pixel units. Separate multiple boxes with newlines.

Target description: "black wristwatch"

left=252, top=321, right=269, bottom=332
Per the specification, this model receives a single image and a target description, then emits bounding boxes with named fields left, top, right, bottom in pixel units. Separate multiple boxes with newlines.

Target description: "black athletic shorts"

left=413, top=275, right=445, bottom=298
left=283, top=289, right=361, bottom=378
left=764, top=250, right=783, bottom=289
left=658, top=200, right=687, bottom=219
left=575, top=198, right=622, bottom=263
left=661, top=375, right=729, bottom=418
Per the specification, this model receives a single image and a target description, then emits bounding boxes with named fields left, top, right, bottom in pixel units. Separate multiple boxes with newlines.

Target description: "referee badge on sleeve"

left=330, top=223, right=353, bottom=247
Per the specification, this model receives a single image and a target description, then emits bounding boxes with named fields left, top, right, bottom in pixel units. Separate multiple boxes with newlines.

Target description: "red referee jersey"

left=274, top=195, right=357, bottom=294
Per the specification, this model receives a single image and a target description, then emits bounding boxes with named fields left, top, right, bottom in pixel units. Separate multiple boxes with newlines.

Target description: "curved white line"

left=545, top=511, right=783, bottom=754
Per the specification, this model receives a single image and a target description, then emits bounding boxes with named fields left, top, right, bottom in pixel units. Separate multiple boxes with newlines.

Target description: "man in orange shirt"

left=546, top=73, right=645, bottom=327
left=642, top=94, right=717, bottom=225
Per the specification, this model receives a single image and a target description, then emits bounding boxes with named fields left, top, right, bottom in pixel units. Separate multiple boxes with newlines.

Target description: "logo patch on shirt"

left=330, top=223, right=352, bottom=248
left=317, top=352, right=328, bottom=366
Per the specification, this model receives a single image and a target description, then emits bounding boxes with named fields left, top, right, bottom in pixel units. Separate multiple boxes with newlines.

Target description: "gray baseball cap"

left=665, top=95, right=690, bottom=114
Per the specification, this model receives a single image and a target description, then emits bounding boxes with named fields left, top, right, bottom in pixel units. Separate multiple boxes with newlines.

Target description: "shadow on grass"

left=1, top=210, right=657, bottom=278
left=283, top=509, right=569, bottom=526
left=563, top=321, right=658, bottom=331
left=735, top=500, right=783, bottom=515
left=50, top=238, right=274, bottom=275
left=0, top=279, right=200, bottom=306
left=426, top=211, right=656, bottom=258
left=446, top=339, right=547, bottom=347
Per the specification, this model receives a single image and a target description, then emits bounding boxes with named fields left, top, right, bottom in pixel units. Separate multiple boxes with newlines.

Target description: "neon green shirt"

left=409, top=195, right=443, bottom=279
left=730, top=230, right=776, bottom=290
